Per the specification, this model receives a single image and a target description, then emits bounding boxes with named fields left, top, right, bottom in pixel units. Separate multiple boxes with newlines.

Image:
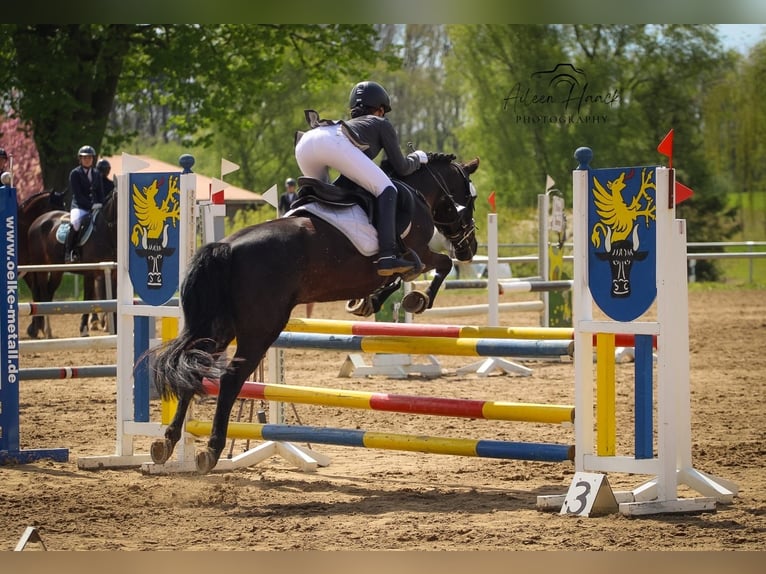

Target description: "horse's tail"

left=151, top=242, right=234, bottom=400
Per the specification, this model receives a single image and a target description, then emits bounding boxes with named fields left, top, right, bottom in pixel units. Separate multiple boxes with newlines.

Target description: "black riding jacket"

left=69, top=165, right=105, bottom=211
left=342, top=115, right=421, bottom=177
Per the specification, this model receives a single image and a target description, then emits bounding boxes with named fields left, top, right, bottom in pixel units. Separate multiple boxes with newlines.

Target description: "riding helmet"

left=96, top=159, right=111, bottom=173
left=78, top=145, right=97, bottom=157
left=285, top=177, right=297, bottom=187
left=348, top=81, right=392, bottom=113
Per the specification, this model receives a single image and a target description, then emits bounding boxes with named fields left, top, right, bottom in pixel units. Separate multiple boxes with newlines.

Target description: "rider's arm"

left=377, top=118, right=421, bottom=177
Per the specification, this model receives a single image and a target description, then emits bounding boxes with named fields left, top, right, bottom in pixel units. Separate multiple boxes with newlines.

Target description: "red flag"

left=488, top=190, right=496, bottom=213
left=657, top=129, right=674, bottom=168
left=675, top=180, right=693, bottom=205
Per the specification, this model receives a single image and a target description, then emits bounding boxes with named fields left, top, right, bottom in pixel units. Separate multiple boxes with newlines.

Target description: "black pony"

left=149, top=153, right=479, bottom=474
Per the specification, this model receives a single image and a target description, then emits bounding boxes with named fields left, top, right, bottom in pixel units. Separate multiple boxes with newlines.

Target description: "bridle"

left=424, top=159, right=477, bottom=257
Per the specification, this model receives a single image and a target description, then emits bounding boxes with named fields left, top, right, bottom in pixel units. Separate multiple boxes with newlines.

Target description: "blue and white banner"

left=128, top=172, right=181, bottom=306
left=588, top=166, right=657, bottom=322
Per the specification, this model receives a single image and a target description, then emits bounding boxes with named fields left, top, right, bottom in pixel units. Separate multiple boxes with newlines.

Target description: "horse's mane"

left=19, top=188, right=67, bottom=211
left=380, top=152, right=456, bottom=175
left=18, top=190, right=51, bottom=207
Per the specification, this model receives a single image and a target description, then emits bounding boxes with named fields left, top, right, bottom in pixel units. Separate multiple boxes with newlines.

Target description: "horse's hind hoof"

left=150, top=438, right=175, bottom=464
left=26, top=324, right=39, bottom=339
left=195, top=449, right=217, bottom=475
left=346, top=298, right=374, bottom=317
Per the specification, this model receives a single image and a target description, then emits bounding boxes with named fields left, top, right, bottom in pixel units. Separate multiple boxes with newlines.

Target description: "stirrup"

left=375, top=255, right=415, bottom=277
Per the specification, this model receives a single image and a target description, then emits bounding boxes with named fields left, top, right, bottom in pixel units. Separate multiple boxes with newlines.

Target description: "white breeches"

left=70, top=208, right=88, bottom=231
left=295, top=124, right=393, bottom=197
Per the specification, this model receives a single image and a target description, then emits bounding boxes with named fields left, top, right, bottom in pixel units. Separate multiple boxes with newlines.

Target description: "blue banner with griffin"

left=129, top=172, right=181, bottom=305
left=588, top=166, right=657, bottom=321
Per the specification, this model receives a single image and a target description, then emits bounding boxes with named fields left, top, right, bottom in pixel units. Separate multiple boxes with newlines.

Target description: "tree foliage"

left=1, top=24, right=761, bottom=282
left=0, top=24, right=383, bottom=198
left=0, top=115, right=43, bottom=197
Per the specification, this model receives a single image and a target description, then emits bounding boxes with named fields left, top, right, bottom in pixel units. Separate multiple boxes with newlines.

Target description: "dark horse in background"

left=149, top=152, right=480, bottom=474
left=26, top=190, right=118, bottom=337
left=17, top=190, right=67, bottom=338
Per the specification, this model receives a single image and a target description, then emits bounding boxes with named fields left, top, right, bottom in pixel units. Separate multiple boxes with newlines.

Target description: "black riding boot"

left=64, top=225, right=79, bottom=263
left=374, top=187, right=415, bottom=277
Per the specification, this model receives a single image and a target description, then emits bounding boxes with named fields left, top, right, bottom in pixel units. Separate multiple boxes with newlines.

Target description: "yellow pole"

left=596, top=332, right=616, bottom=456
left=160, top=317, right=178, bottom=425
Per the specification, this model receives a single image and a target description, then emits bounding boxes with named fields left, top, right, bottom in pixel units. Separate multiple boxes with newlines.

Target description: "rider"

left=294, top=80, right=428, bottom=277
left=65, top=145, right=105, bottom=263
left=96, top=158, right=115, bottom=198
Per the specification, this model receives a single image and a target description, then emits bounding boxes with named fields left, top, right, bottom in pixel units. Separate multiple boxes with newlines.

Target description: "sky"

left=716, top=24, right=766, bottom=53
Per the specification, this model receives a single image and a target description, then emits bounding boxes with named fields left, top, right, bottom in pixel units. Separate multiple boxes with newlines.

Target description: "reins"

left=422, top=158, right=476, bottom=251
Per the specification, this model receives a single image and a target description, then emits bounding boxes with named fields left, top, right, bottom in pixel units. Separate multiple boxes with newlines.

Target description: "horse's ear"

left=464, top=157, right=480, bottom=174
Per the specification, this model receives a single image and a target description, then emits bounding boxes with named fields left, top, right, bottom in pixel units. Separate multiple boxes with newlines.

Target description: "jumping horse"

left=26, top=190, right=118, bottom=337
left=149, top=152, right=480, bottom=474
left=18, top=190, right=67, bottom=338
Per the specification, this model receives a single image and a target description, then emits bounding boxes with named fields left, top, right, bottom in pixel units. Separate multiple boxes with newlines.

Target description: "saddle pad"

left=286, top=202, right=378, bottom=256
left=55, top=220, right=94, bottom=246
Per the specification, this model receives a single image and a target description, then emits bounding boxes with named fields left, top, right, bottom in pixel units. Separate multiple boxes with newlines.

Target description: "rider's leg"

left=373, top=186, right=415, bottom=276
left=66, top=208, right=87, bottom=263
left=64, top=222, right=79, bottom=263
left=295, top=126, right=414, bottom=276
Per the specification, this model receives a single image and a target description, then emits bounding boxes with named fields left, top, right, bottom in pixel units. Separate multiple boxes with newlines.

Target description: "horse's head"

left=423, top=153, right=479, bottom=262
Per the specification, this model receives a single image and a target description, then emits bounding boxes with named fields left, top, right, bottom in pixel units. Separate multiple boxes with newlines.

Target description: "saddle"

left=290, top=175, right=417, bottom=237
left=55, top=211, right=97, bottom=247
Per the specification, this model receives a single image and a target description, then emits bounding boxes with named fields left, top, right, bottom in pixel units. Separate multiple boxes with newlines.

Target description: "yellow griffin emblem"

left=130, top=175, right=181, bottom=246
left=590, top=168, right=656, bottom=249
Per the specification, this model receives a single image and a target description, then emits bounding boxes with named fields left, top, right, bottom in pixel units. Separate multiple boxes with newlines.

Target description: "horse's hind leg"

left=150, top=391, right=194, bottom=464
left=79, top=313, right=90, bottom=337
left=196, top=344, right=263, bottom=474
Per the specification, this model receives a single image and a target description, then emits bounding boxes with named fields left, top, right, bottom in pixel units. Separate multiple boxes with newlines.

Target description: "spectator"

left=278, top=177, right=298, bottom=216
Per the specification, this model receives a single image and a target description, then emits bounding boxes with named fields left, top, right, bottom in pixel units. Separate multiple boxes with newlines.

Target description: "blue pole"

left=634, top=334, right=654, bottom=459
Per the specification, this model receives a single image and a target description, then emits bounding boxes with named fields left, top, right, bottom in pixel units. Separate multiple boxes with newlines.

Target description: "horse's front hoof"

left=195, top=449, right=217, bottom=474
left=26, top=324, right=39, bottom=339
left=150, top=438, right=175, bottom=464
left=402, top=291, right=430, bottom=314
left=80, top=327, right=90, bottom=337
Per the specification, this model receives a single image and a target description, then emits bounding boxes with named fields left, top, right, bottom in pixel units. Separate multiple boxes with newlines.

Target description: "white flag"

left=221, top=158, right=240, bottom=177
left=121, top=153, right=150, bottom=173
left=262, top=184, right=278, bottom=208
left=211, top=177, right=229, bottom=195
left=546, top=174, right=555, bottom=191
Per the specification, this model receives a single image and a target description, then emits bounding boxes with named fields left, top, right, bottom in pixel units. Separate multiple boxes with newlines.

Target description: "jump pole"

left=184, top=420, right=574, bottom=463
left=201, top=378, right=575, bottom=424
left=286, top=318, right=652, bottom=347
left=1, top=185, right=68, bottom=465
left=537, top=147, right=737, bottom=516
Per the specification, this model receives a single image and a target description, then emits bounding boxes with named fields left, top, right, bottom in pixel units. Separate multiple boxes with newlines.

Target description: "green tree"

left=0, top=24, right=382, bottom=197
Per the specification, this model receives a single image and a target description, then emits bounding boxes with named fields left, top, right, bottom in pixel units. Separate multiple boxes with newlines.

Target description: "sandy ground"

left=3, top=288, right=765, bottom=552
